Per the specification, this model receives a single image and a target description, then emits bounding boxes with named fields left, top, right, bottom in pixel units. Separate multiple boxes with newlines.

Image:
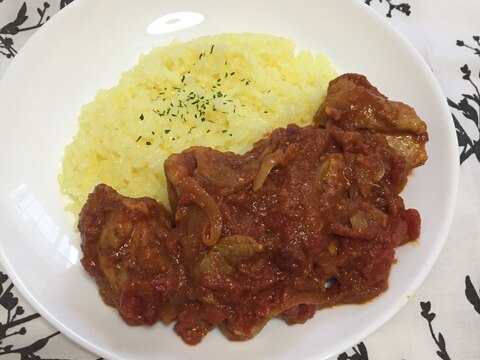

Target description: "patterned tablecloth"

left=0, top=1, right=479, bottom=359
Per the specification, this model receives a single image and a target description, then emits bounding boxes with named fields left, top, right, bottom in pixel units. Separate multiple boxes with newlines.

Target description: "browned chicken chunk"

left=163, top=123, right=421, bottom=343
left=314, top=73, right=428, bottom=169
left=79, top=184, right=179, bottom=326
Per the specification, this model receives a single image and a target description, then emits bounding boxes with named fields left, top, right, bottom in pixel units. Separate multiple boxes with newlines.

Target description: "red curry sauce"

left=78, top=74, right=427, bottom=345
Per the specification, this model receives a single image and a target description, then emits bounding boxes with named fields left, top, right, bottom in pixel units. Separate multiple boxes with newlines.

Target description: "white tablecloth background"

left=1, top=1, right=479, bottom=359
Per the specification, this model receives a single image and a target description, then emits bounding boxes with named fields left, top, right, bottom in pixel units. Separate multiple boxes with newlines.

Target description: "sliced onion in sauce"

left=253, top=150, right=284, bottom=191
left=315, top=159, right=331, bottom=182
left=374, top=161, right=385, bottom=181
left=179, top=178, right=222, bottom=246
left=350, top=211, right=369, bottom=233
left=328, top=240, right=338, bottom=256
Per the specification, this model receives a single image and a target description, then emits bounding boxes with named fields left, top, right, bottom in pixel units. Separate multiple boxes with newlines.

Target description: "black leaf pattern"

left=438, top=333, right=446, bottom=352
left=0, top=271, right=75, bottom=359
left=436, top=351, right=450, bottom=360
left=420, top=301, right=452, bottom=360
left=448, top=36, right=480, bottom=164
left=364, top=0, right=411, bottom=17
left=0, top=3, right=29, bottom=35
left=0, top=1, right=53, bottom=59
left=456, top=36, right=480, bottom=57
left=0, top=268, right=101, bottom=359
left=60, top=0, right=74, bottom=9
left=465, top=275, right=480, bottom=315
left=9, top=331, right=61, bottom=357
left=0, top=286, right=19, bottom=311
left=337, top=342, right=369, bottom=360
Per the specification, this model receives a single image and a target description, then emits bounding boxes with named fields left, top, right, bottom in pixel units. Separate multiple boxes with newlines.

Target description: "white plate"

left=0, top=0, right=458, bottom=359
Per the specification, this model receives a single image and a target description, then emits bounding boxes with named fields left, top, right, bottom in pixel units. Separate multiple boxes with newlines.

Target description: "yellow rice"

left=59, top=33, right=336, bottom=216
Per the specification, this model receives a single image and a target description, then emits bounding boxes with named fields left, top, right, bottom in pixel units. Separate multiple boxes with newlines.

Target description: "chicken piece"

left=164, top=124, right=421, bottom=343
left=79, top=184, right=179, bottom=326
left=314, top=73, right=428, bottom=169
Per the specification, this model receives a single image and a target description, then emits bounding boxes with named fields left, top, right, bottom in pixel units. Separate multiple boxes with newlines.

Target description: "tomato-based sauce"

left=79, top=74, right=428, bottom=345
